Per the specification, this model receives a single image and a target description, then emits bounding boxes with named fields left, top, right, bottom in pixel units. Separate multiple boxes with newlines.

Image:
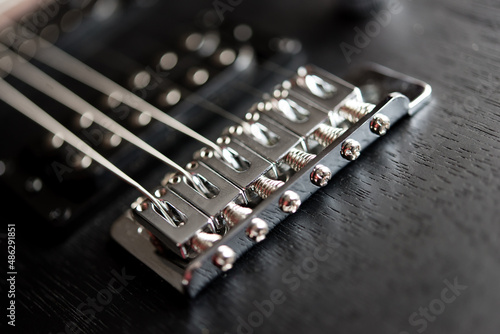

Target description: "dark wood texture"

left=4, top=0, right=500, bottom=333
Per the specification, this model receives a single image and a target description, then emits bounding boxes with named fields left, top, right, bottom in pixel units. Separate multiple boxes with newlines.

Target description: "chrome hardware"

left=191, top=232, right=222, bottom=254
left=295, top=66, right=337, bottom=99
left=340, top=139, right=362, bottom=161
left=132, top=190, right=215, bottom=258
left=228, top=111, right=306, bottom=164
left=252, top=175, right=285, bottom=199
left=338, top=100, right=376, bottom=123
left=310, top=165, right=332, bottom=187
left=279, top=190, right=301, bottom=213
left=246, top=218, right=269, bottom=242
left=283, top=65, right=361, bottom=115
left=370, top=114, right=391, bottom=136
left=111, top=63, right=431, bottom=297
left=259, top=88, right=336, bottom=142
left=195, top=137, right=275, bottom=192
left=223, top=202, right=253, bottom=227
left=270, top=96, right=310, bottom=123
left=313, top=124, right=347, bottom=147
left=212, top=245, right=236, bottom=271
left=284, top=148, right=316, bottom=172
left=164, top=163, right=244, bottom=217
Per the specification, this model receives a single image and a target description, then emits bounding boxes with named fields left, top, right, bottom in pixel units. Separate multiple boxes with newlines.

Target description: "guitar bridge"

left=111, top=63, right=431, bottom=296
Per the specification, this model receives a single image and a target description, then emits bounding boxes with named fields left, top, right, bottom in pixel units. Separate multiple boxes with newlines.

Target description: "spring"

left=252, top=175, right=285, bottom=199
left=338, top=100, right=375, bottom=123
left=284, top=148, right=316, bottom=172
left=223, top=202, right=253, bottom=227
left=313, top=124, right=346, bottom=147
left=190, top=232, right=222, bottom=253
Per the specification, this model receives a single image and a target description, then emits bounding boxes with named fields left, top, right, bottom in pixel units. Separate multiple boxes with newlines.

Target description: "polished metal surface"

left=312, top=124, right=347, bottom=147
left=166, top=162, right=244, bottom=216
left=310, top=164, right=332, bottom=187
left=284, top=148, right=316, bottom=172
left=369, top=114, right=391, bottom=136
left=229, top=112, right=306, bottom=164
left=222, top=202, right=253, bottom=227
left=338, top=100, right=375, bottom=123
left=340, top=139, right=362, bottom=161
left=212, top=245, right=236, bottom=271
left=251, top=175, right=285, bottom=199
left=245, top=218, right=269, bottom=242
left=194, top=137, right=275, bottom=191
left=283, top=65, right=361, bottom=114
left=110, top=63, right=432, bottom=296
left=133, top=189, right=214, bottom=258
left=279, top=190, right=302, bottom=213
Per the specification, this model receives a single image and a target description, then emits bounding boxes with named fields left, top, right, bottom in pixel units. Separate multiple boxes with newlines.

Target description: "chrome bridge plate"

left=111, top=63, right=431, bottom=297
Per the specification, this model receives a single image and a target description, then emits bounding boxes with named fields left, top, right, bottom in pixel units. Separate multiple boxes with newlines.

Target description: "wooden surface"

left=5, top=0, right=500, bottom=333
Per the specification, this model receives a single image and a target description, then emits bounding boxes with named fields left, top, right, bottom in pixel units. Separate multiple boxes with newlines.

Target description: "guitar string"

left=4, top=23, right=295, bottom=128
left=103, top=46, right=300, bottom=140
left=84, top=36, right=294, bottom=123
left=3, top=21, right=298, bottom=156
left=0, top=45, right=198, bottom=187
left=96, top=47, right=293, bottom=124
left=0, top=77, right=176, bottom=226
left=18, top=36, right=224, bottom=158
left=92, top=45, right=248, bottom=126
left=0, top=18, right=298, bottom=221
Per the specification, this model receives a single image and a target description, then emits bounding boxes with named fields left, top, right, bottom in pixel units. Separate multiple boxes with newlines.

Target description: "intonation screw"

left=338, top=100, right=376, bottom=123
left=223, top=202, right=253, bottom=227
left=310, top=165, right=332, bottom=187
left=212, top=245, right=236, bottom=271
left=340, top=139, right=361, bottom=161
left=313, top=124, right=347, bottom=147
left=284, top=148, right=316, bottom=172
left=246, top=218, right=269, bottom=242
left=191, top=232, right=222, bottom=254
left=279, top=190, right=301, bottom=213
left=369, top=114, right=391, bottom=136
left=252, top=175, right=285, bottom=199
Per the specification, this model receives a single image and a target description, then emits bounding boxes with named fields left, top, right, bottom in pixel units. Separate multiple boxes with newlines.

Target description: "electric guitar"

left=1, top=1, right=498, bottom=334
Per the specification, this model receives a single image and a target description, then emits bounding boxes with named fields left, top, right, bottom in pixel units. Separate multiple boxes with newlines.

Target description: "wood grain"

left=5, top=0, right=500, bottom=333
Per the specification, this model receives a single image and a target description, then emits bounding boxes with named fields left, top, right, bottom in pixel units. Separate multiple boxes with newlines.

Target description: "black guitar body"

left=1, top=0, right=499, bottom=333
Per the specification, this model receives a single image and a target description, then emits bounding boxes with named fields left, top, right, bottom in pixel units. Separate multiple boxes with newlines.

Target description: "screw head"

left=133, top=199, right=149, bottom=212
left=168, top=174, right=182, bottom=184
left=186, top=161, right=199, bottom=170
left=310, top=165, right=332, bottom=187
left=246, top=218, right=269, bottom=242
left=279, top=190, right=301, bottom=213
left=212, top=245, right=236, bottom=271
left=370, top=114, right=391, bottom=136
left=340, top=139, right=361, bottom=161
left=154, top=187, right=167, bottom=198
left=131, top=197, right=146, bottom=210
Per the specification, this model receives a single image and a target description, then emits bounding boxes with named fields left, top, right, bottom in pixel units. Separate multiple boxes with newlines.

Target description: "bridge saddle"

left=111, top=63, right=432, bottom=296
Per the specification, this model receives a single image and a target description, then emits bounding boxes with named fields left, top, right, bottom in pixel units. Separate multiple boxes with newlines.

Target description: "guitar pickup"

left=111, top=63, right=431, bottom=296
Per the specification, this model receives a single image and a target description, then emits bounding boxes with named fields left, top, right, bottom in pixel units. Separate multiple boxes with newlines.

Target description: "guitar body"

left=1, top=0, right=499, bottom=333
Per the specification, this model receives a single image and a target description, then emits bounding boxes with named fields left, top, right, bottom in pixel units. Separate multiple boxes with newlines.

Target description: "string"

left=0, top=77, right=176, bottom=226
left=26, top=37, right=224, bottom=157
left=0, top=45, right=197, bottom=187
